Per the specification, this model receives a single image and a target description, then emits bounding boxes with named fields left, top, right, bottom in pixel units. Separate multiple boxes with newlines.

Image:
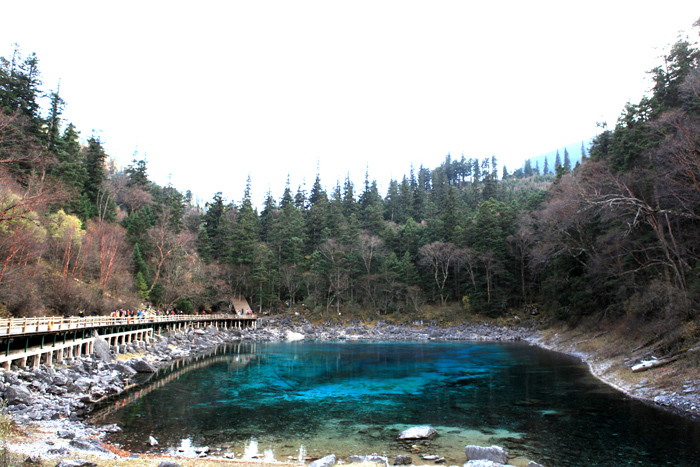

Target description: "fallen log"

left=631, top=355, right=680, bottom=372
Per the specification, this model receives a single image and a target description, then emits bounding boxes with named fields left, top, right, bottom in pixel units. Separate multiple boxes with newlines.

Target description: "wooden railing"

left=0, top=313, right=258, bottom=337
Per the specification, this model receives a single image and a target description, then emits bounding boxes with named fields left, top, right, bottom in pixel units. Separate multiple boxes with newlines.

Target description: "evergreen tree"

left=280, top=177, right=295, bottom=209
left=342, top=175, right=358, bottom=218
left=202, top=192, right=230, bottom=261
left=125, top=158, right=149, bottom=188
left=543, top=156, right=550, bottom=175
left=259, top=189, right=277, bottom=242
left=45, top=85, right=65, bottom=152
left=196, top=227, right=213, bottom=264
left=563, top=148, right=571, bottom=172
left=554, top=150, right=562, bottom=171
left=230, top=177, right=260, bottom=264
left=0, top=45, right=43, bottom=135
left=306, top=174, right=329, bottom=247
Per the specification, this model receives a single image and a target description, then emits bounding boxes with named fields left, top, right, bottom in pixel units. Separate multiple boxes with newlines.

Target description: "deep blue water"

left=96, top=341, right=700, bottom=466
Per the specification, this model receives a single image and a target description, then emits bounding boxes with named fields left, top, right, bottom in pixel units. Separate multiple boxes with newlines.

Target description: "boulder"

left=69, top=437, right=111, bottom=454
left=286, top=331, right=305, bottom=341
left=4, top=385, right=33, bottom=405
left=130, top=359, right=157, bottom=373
left=93, top=336, right=114, bottom=362
left=158, top=462, right=181, bottom=467
left=309, top=454, right=337, bottom=467
left=396, top=426, right=437, bottom=440
left=149, top=436, right=159, bottom=446
left=111, top=362, right=137, bottom=377
left=394, top=455, right=413, bottom=465
left=464, top=445, right=508, bottom=465
left=70, top=377, right=94, bottom=393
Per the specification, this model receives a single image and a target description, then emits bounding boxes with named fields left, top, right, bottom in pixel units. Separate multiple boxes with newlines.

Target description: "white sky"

left=2, top=1, right=698, bottom=207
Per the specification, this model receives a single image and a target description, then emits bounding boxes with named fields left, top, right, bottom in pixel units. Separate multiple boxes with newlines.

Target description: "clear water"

left=94, top=341, right=700, bottom=466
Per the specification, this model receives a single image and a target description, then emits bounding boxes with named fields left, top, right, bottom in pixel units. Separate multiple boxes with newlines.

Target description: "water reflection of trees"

left=88, top=343, right=259, bottom=421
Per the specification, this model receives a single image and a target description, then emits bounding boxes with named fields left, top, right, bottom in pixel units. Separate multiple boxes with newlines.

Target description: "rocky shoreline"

left=2, top=316, right=698, bottom=466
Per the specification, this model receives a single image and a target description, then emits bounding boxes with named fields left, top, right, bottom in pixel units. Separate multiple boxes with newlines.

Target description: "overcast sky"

left=2, top=1, right=698, bottom=207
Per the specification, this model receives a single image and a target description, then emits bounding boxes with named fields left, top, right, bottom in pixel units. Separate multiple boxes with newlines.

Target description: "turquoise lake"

left=95, top=341, right=700, bottom=466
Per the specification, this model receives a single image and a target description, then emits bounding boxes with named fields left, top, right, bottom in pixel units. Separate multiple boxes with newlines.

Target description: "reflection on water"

left=94, top=341, right=700, bottom=467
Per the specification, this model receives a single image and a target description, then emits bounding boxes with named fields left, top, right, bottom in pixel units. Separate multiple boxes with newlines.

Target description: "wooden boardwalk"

left=0, top=313, right=256, bottom=337
left=0, top=313, right=258, bottom=371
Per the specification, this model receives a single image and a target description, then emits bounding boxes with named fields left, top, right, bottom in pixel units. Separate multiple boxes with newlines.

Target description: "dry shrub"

left=624, top=279, right=691, bottom=324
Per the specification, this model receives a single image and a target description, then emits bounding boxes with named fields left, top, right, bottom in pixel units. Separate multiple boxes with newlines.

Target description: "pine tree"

left=230, top=177, right=260, bottom=265
left=563, top=148, right=571, bottom=172
left=543, top=156, right=550, bottom=175
left=259, top=189, right=277, bottom=242
left=45, top=85, right=65, bottom=152
left=554, top=150, right=562, bottom=171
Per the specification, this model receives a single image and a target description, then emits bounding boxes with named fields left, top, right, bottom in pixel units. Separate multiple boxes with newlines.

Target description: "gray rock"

left=309, top=454, right=336, bottom=467
left=394, top=455, right=413, bottom=465
left=464, top=446, right=508, bottom=465
left=56, top=461, right=97, bottom=467
left=47, top=447, right=70, bottom=456
left=92, top=336, right=114, bottom=362
left=130, top=359, right=157, bottom=373
left=57, top=429, right=75, bottom=439
left=396, top=426, right=437, bottom=440
left=528, top=462, right=545, bottom=467
left=158, top=462, right=181, bottom=467
left=24, top=455, right=42, bottom=464
left=70, top=377, right=94, bottom=393
left=4, top=386, right=33, bottom=405
left=149, top=435, right=159, bottom=446
left=100, top=424, right=122, bottom=433
left=111, top=362, right=137, bottom=376
left=69, top=437, right=111, bottom=453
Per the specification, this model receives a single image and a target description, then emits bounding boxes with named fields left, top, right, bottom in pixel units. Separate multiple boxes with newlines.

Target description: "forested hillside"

left=1, top=20, right=700, bottom=353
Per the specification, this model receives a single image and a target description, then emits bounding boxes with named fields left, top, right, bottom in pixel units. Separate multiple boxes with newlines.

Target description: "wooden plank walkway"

left=0, top=313, right=256, bottom=337
left=0, top=313, right=258, bottom=371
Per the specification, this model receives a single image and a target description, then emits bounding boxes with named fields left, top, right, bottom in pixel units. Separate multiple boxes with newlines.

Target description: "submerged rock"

left=464, top=445, right=508, bottom=464
left=348, top=454, right=389, bottom=466
left=463, top=461, right=505, bottom=467
left=69, top=437, right=111, bottom=454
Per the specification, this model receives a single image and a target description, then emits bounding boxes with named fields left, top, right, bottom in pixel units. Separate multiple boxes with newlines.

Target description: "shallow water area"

left=93, top=340, right=700, bottom=466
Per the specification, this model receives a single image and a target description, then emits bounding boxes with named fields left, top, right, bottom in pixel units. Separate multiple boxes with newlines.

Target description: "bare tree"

left=279, top=264, right=302, bottom=306
left=418, top=241, right=463, bottom=305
